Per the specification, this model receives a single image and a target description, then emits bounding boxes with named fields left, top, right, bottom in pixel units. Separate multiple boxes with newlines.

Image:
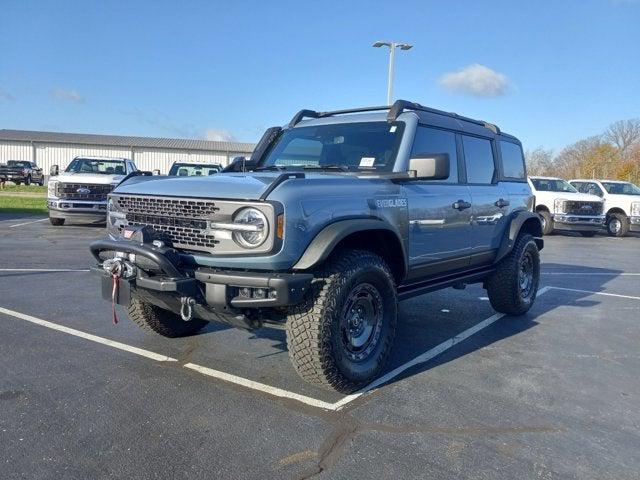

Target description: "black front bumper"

left=90, top=238, right=313, bottom=312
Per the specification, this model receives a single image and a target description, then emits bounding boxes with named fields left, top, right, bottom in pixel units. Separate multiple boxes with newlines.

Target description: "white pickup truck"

left=528, top=176, right=605, bottom=236
left=569, top=179, right=640, bottom=237
left=47, top=156, right=137, bottom=226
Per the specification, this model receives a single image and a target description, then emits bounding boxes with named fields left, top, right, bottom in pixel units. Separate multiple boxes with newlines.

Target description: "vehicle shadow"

left=238, top=262, right=622, bottom=390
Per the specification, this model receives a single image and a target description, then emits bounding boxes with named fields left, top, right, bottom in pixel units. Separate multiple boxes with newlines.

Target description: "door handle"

left=452, top=200, right=472, bottom=211
left=494, top=198, right=510, bottom=208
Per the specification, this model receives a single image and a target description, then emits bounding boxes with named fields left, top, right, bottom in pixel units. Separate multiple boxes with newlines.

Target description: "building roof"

left=0, top=129, right=255, bottom=153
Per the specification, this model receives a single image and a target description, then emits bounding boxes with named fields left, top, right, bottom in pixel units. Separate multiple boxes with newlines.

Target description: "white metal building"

left=0, top=129, right=255, bottom=174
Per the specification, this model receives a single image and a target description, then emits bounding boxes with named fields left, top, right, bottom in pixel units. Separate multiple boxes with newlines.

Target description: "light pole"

left=372, top=41, right=413, bottom=105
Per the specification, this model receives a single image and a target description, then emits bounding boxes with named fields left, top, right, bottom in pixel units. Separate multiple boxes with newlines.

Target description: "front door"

left=404, top=126, right=473, bottom=280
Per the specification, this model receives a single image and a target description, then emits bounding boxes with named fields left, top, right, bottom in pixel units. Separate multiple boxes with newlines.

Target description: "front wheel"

left=127, top=295, right=208, bottom=337
left=486, top=233, right=540, bottom=316
left=286, top=250, right=398, bottom=393
left=49, top=217, right=65, bottom=226
left=538, top=210, right=554, bottom=235
left=606, top=213, right=629, bottom=237
left=25, top=175, right=31, bottom=186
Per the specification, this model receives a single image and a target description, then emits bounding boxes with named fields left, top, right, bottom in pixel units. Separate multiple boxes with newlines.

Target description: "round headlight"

left=232, top=207, right=268, bottom=248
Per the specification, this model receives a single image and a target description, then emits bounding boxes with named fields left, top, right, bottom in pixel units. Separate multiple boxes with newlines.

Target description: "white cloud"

left=439, top=64, right=510, bottom=97
left=52, top=88, right=86, bottom=103
left=204, top=129, right=236, bottom=142
left=0, top=87, right=15, bottom=101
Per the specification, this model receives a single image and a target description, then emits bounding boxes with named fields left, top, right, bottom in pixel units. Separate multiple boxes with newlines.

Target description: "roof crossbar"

left=286, top=99, right=500, bottom=134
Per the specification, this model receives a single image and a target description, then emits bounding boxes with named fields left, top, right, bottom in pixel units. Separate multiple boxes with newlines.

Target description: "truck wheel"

left=127, top=295, right=208, bottom=338
left=486, top=233, right=540, bottom=316
left=538, top=210, right=554, bottom=235
left=49, top=217, right=65, bottom=226
left=25, top=175, right=31, bottom=186
left=38, top=177, right=45, bottom=186
left=606, top=213, right=629, bottom=237
left=579, top=231, right=596, bottom=237
left=286, top=250, right=397, bottom=393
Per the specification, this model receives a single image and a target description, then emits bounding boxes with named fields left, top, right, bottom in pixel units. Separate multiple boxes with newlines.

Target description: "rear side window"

left=499, top=141, right=525, bottom=179
left=462, top=135, right=495, bottom=184
left=410, top=126, right=459, bottom=183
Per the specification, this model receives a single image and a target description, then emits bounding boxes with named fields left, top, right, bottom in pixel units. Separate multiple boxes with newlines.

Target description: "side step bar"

left=398, top=267, right=494, bottom=301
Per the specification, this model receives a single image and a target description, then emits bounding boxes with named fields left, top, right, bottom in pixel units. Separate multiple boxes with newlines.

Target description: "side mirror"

left=50, top=164, right=59, bottom=176
left=408, top=153, right=449, bottom=180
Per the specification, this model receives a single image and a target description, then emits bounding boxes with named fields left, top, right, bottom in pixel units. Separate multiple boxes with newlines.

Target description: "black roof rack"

left=287, top=99, right=500, bottom=134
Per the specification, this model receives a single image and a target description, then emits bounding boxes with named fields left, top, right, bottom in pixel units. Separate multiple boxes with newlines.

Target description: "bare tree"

left=524, top=148, right=555, bottom=176
left=604, top=119, right=640, bottom=156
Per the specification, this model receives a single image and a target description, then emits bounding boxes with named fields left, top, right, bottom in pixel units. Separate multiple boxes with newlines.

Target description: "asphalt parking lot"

left=1, top=215, right=639, bottom=479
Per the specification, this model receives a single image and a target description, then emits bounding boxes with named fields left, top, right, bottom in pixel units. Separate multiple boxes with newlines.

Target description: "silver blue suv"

left=91, top=100, right=543, bottom=393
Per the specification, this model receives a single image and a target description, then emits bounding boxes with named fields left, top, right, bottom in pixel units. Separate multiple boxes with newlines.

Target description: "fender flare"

left=495, top=211, right=544, bottom=263
left=292, top=218, right=407, bottom=275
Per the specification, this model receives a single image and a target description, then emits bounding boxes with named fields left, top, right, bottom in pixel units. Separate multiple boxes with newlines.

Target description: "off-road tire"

left=49, top=217, right=65, bottom=226
left=538, top=210, right=554, bottom=235
left=286, top=250, right=398, bottom=393
left=579, top=231, right=597, bottom=237
left=486, top=233, right=540, bottom=316
left=606, top=213, right=629, bottom=237
left=127, top=295, right=208, bottom=337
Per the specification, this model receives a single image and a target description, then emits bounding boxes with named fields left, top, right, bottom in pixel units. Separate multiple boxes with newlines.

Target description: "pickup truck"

left=168, top=162, right=222, bottom=176
left=47, top=156, right=137, bottom=226
left=0, top=160, right=45, bottom=186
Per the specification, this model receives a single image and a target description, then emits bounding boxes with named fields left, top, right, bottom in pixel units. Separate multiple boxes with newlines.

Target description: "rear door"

left=403, top=126, right=473, bottom=279
left=461, top=135, right=508, bottom=266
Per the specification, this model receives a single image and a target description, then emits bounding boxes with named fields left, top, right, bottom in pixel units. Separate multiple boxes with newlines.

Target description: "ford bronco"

left=90, top=100, right=543, bottom=393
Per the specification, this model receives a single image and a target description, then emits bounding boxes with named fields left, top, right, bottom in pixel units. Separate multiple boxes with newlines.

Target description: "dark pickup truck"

left=0, top=160, right=45, bottom=185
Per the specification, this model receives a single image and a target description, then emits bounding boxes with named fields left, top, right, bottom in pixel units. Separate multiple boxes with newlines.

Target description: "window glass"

left=260, top=122, right=405, bottom=171
left=65, top=158, right=127, bottom=175
left=531, top=178, right=577, bottom=193
left=168, top=163, right=221, bottom=176
left=410, top=126, right=458, bottom=183
left=499, top=141, right=525, bottom=179
left=601, top=182, right=640, bottom=195
left=462, top=136, right=495, bottom=184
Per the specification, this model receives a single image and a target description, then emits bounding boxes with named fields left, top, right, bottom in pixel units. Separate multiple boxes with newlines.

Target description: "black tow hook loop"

left=180, top=297, right=196, bottom=322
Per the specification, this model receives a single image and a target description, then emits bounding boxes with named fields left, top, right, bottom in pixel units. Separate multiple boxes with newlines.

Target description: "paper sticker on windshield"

left=360, top=157, right=375, bottom=167
left=389, top=125, right=397, bottom=133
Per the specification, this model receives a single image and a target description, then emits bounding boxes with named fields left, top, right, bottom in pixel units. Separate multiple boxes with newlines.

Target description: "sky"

left=1, top=0, right=639, bottom=152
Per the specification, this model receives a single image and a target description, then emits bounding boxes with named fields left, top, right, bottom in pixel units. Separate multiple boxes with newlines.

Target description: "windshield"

left=259, top=121, right=405, bottom=172
left=7, top=161, right=30, bottom=168
left=169, top=163, right=220, bottom=176
left=65, top=158, right=127, bottom=175
left=601, top=182, right=640, bottom=195
left=530, top=178, right=578, bottom=193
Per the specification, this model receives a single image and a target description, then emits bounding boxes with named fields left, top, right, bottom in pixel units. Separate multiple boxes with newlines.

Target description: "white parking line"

left=0, top=268, right=90, bottom=272
left=1, top=284, right=634, bottom=412
left=542, top=272, right=640, bottom=276
left=550, top=286, right=640, bottom=301
left=7, top=218, right=48, bottom=228
left=0, top=306, right=177, bottom=362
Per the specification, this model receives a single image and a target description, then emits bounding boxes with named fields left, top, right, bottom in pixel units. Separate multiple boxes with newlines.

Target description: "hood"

left=114, top=172, right=284, bottom=200
left=554, top=192, right=603, bottom=202
left=52, top=172, right=126, bottom=185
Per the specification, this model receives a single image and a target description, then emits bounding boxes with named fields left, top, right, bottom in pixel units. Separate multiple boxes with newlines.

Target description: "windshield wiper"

left=255, top=165, right=289, bottom=171
left=303, top=164, right=352, bottom=172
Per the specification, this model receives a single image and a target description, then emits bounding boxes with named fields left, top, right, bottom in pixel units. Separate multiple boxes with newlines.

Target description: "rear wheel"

left=606, top=213, right=629, bottom=237
left=127, top=295, right=208, bottom=337
left=538, top=210, right=554, bottom=235
left=286, top=250, right=397, bottom=393
left=49, top=217, right=65, bottom=226
left=486, top=233, right=540, bottom=315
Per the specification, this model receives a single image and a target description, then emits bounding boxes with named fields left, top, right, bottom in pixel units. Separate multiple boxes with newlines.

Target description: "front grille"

left=564, top=201, right=603, bottom=216
left=114, top=195, right=219, bottom=218
left=56, top=183, right=113, bottom=201
left=115, top=195, right=220, bottom=252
